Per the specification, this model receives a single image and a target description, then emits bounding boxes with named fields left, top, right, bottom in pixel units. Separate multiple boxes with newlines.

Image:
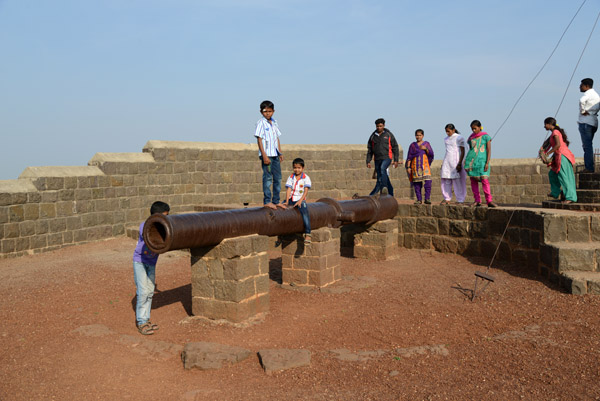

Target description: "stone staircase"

left=542, top=171, right=600, bottom=211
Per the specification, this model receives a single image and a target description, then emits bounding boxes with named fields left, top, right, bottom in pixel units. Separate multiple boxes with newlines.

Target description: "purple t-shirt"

left=133, top=222, right=159, bottom=265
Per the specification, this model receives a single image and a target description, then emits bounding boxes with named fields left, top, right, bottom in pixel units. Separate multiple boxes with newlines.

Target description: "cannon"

left=143, top=195, right=398, bottom=254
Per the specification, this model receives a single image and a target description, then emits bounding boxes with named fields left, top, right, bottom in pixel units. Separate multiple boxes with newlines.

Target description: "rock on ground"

left=182, top=342, right=252, bottom=370
left=258, top=349, right=311, bottom=374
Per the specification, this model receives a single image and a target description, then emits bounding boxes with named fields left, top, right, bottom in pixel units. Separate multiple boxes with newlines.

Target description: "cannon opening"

left=146, top=220, right=168, bottom=251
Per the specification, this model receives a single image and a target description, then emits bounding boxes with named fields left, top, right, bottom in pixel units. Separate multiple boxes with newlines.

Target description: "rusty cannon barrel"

left=143, top=195, right=398, bottom=254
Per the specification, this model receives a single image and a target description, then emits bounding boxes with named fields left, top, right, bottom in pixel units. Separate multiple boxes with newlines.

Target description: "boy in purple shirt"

left=133, top=201, right=170, bottom=335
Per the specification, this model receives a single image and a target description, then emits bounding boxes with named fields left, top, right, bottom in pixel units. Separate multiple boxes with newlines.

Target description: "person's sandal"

left=424, top=199, right=431, bottom=204
left=414, top=200, right=422, bottom=205
left=440, top=200, right=450, bottom=205
left=304, top=234, right=312, bottom=244
left=487, top=202, right=498, bottom=208
left=137, top=323, right=154, bottom=336
left=147, top=321, right=159, bottom=330
left=471, top=202, right=481, bottom=207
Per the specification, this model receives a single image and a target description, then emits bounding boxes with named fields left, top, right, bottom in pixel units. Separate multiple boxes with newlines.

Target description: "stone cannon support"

left=190, top=234, right=270, bottom=322
left=280, top=227, right=342, bottom=288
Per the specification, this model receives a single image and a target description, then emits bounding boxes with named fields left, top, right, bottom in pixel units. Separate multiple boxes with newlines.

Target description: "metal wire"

left=491, top=0, right=588, bottom=140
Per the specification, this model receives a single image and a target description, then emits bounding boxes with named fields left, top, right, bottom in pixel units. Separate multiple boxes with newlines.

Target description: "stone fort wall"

left=0, top=141, right=557, bottom=258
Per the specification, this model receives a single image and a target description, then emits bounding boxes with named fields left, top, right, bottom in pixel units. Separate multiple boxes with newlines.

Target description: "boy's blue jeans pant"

left=261, top=156, right=282, bottom=204
left=286, top=199, right=311, bottom=234
left=369, top=158, right=394, bottom=196
left=133, top=261, right=155, bottom=326
left=578, top=122, right=598, bottom=172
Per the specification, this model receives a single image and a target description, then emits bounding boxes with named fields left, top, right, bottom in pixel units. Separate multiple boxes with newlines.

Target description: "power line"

left=555, top=7, right=600, bottom=116
left=491, top=0, right=588, bottom=140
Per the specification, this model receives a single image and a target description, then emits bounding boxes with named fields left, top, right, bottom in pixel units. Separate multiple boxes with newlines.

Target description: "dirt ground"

left=1, top=237, right=599, bottom=401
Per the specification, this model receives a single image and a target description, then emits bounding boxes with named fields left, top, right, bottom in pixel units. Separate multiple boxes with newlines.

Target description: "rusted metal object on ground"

left=143, top=195, right=398, bottom=254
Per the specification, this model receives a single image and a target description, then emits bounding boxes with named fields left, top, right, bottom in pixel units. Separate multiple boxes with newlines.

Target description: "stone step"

left=576, top=171, right=600, bottom=182
left=576, top=189, right=600, bottom=204
left=560, top=270, right=600, bottom=295
left=542, top=241, right=600, bottom=273
left=578, top=180, right=600, bottom=190
left=541, top=200, right=600, bottom=212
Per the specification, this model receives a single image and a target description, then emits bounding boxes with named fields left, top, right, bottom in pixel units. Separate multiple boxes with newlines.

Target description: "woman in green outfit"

left=464, top=120, right=497, bottom=207
left=540, top=117, right=577, bottom=204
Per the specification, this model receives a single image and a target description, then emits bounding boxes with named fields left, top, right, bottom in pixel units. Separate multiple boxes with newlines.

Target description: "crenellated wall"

left=0, top=140, right=568, bottom=258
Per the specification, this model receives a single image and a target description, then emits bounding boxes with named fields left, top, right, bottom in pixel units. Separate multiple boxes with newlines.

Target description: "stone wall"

left=0, top=140, right=569, bottom=258
left=395, top=204, right=600, bottom=294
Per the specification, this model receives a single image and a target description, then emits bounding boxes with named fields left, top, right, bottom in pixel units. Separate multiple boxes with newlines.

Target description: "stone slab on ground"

left=258, top=349, right=311, bottom=374
left=329, top=348, right=387, bottom=362
left=181, top=342, right=252, bottom=370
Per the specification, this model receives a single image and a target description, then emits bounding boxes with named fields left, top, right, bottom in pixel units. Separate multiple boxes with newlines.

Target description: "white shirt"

left=285, top=173, right=311, bottom=202
left=440, top=133, right=466, bottom=179
left=254, top=117, right=282, bottom=157
left=578, top=88, right=600, bottom=127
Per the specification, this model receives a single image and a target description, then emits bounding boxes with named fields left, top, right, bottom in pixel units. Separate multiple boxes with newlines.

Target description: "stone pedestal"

left=353, top=219, right=398, bottom=261
left=280, top=227, right=341, bottom=288
left=190, top=234, right=269, bottom=323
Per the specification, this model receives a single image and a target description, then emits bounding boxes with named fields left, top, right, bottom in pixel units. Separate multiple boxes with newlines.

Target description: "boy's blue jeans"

left=260, top=156, right=281, bottom=204
left=133, top=261, right=155, bottom=326
left=369, top=158, right=394, bottom=196
left=286, top=199, right=311, bottom=234
left=578, top=122, right=598, bottom=172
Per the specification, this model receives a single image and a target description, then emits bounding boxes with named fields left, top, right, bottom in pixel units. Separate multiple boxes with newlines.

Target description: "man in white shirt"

left=578, top=78, right=600, bottom=172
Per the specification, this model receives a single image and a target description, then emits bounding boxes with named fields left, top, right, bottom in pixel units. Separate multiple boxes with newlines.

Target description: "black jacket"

left=366, top=128, right=400, bottom=163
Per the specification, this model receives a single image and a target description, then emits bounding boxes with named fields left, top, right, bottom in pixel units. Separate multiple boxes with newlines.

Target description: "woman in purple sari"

left=405, top=129, right=434, bottom=204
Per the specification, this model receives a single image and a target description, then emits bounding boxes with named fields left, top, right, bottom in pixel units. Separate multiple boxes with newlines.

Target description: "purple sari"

left=405, top=141, right=434, bottom=182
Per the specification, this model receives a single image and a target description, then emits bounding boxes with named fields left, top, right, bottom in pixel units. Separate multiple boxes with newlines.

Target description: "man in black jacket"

left=366, top=118, right=400, bottom=196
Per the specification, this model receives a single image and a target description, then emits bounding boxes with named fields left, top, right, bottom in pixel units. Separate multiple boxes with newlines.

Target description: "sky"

left=1, top=0, right=599, bottom=180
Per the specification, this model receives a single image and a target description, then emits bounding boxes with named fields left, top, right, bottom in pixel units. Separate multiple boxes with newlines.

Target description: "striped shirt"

left=285, top=173, right=311, bottom=202
left=255, top=117, right=282, bottom=157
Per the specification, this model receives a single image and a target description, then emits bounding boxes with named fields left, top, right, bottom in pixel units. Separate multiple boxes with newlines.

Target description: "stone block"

left=415, top=217, right=438, bottom=235
left=431, top=205, right=447, bottom=218
left=191, top=293, right=269, bottom=323
left=282, top=268, right=308, bottom=285
left=30, top=234, right=48, bottom=249
left=557, top=247, right=595, bottom=272
left=35, top=220, right=49, bottom=235
left=15, top=237, right=30, bottom=252
left=23, top=204, right=39, bottom=220
left=191, top=275, right=214, bottom=298
left=592, top=216, right=600, bottom=242
left=1, top=239, right=16, bottom=253
left=9, top=205, right=24, bottom=222
left=182, top=342, right=252, bottom=370
left=255, top=274, right=270, bottom=294
left=449, top=220, right=469, bottom=237
left=0, top=207, right=8, bottom=224
left=213, top=278, right=256, bottom=303
left=19, top=221, right=35, bottom=236
left=49, top=218, right=67, bottom=233
left=258, top=349, right=311, bottom=375
left=438, top=219, right=449, bottom=236
left=191, top=235, right=262, bottom=260
left=223, top=255, right=260, bottom=281
left=308, top=268, right=337, bottom=287
left=368, top=219, right=398, bottom=233
left=355, top=232, right=395, bottom=248
left=432, top=236, right=458, bottom=253
left=543, top=215, right=567, bottom=243
left=402, top=218, right=416, bottom=233
left=354, top=245, right=395, bottom=260
left=566, top=216, right=590, bottom=242
left=47, top=233, right=63, bottom=246
left=446, top=205, right=463, bottom=220
left=56, top=201, right=74, bottom=217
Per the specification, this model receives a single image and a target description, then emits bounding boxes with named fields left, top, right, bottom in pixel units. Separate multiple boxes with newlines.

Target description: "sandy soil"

left=1, top=237, right=599, bottom=401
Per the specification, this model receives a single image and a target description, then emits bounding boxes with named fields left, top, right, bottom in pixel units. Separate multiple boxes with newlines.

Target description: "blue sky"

left=1, top=0, right=599, bottom=179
